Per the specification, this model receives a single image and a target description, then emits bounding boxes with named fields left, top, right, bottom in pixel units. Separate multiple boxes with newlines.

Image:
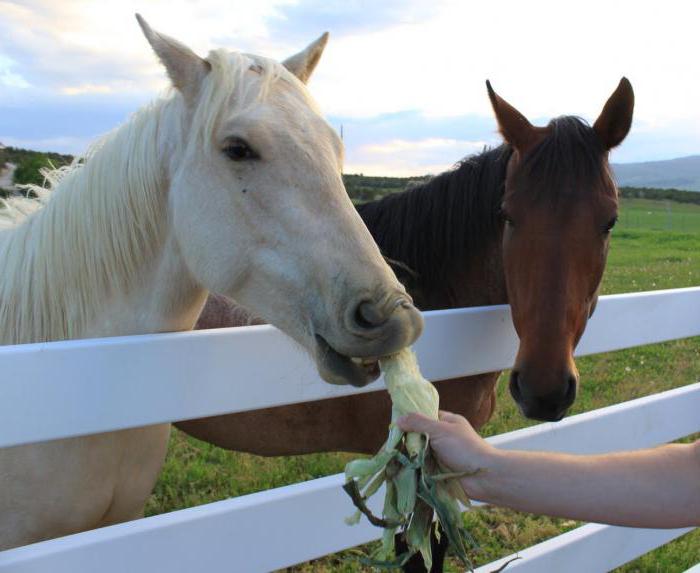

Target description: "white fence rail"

left=474, top=524, right=694, bottom=573
left=2, top=287, right=700, bottom=449
left=2, top=384, right=698, bottom=573
left=1, top=287, right=699, bottom=572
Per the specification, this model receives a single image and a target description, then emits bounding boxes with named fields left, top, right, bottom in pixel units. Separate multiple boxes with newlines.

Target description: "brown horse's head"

left=487, top=79, right=634, bottom=421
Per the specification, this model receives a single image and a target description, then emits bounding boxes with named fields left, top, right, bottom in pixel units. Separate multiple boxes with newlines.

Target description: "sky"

left=1, top=0, right=700, bottom=176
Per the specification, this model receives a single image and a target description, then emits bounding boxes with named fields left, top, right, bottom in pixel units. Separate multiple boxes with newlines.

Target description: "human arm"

left=398, top=411, right=700, bottom=528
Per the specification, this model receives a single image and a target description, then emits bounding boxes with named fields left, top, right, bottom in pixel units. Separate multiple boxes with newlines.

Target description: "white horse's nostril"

left=355, top=300, right=386, bottom=329
left=354, top=296, right=414, bottom=331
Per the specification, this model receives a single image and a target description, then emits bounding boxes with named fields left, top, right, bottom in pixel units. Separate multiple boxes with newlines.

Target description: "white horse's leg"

left=98, top=424, right=172, bottom=526
left=0, top=424, right=171, bottom=550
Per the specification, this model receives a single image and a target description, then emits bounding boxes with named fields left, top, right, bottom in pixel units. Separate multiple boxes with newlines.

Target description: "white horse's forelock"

left=184, top=50, right=291, bottom=158
left=0, top=49, right=287, bottom=345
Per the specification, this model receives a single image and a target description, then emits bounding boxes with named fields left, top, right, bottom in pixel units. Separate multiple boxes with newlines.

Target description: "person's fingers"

left=396, top=412, right=441, bottom=434
left=438, top=410, right=468, bottom=425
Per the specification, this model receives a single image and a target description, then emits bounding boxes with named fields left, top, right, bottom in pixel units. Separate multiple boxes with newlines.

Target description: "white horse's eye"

left=223, top=138, right=260, bottom=161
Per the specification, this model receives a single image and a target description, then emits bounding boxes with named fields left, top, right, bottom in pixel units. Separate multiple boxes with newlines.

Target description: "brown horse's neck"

left=436, top=239, right=507, bottom=309
left=356, top=145, right=511, bottom=311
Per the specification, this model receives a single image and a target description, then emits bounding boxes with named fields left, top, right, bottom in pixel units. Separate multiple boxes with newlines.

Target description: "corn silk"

left=343, top=348, right=477, bottom=570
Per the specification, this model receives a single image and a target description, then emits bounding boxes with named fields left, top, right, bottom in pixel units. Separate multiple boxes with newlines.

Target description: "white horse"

left=0, top=16, right=422, bottom=549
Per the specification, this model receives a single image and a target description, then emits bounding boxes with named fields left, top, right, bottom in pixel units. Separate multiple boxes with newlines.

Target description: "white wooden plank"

left=0, top=304, right=515, bottom=449
left=474, top=523, right=693, bottom=573
left=0, top=474, right=385, bottom=573
left=574, top=287, right=700, bottom=355
left=1, top=287, right=700, bottom=448
left=683, top=564, right=700, bottom=572
left=2, top=384, right=698, bottom=572
left=489, top=382, right=700, bottom=454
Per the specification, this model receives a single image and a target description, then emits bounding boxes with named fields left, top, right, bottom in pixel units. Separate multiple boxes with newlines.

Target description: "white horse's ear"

left=282, top=32, right=329, bottom=84
left=136, top=14, right=210, bottom=103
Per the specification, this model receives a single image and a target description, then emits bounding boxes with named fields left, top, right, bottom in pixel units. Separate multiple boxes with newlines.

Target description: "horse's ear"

left=282, top=32, right=329, bottom=84
left=593, top=77, right=634, bottom=150
left=136, top=14, right=210, bottom=103
left=486, top=80, right=545, bottom=155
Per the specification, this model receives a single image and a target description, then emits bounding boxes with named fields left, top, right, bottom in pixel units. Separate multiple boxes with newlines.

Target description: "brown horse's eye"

left=603, top=216, right=618, bottom=234
left=223, top=138, right=259, bottom=161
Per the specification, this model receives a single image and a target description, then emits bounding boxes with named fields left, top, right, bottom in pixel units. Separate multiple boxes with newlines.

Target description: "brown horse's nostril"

left=564, top=374, right=578, bottom=405
left=509, top=370, right=523, bottom=401
left=510, top=369, right=578, bottom=422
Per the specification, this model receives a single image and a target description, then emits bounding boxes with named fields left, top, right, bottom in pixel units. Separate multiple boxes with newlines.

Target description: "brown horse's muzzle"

left=509, top=367, right=578, bottom=421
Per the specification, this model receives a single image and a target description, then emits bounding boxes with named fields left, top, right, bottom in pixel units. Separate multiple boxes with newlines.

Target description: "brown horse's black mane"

left=357, top=145, right=512, bottom=290
left=356, top=116, right=609, bottom=294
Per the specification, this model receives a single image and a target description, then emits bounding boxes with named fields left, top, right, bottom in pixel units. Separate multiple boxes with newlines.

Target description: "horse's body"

left=0, top=19, right=422, bottom=550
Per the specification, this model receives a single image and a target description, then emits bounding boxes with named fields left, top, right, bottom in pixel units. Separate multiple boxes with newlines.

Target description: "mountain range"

left=612, top=155, right=700, bottom=192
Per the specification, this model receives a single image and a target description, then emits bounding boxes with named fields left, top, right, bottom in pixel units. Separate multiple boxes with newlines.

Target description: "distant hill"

left=612, top=155, right=700, bottom=192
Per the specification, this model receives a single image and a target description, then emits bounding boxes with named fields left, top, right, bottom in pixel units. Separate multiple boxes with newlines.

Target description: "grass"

left=618, top=197, right=700, bottom=235
left=147, top=197, right=700, bottom=572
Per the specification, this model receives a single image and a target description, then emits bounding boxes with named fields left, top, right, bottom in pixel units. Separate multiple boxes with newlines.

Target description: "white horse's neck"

left=0, top=95, right=206, bottom=345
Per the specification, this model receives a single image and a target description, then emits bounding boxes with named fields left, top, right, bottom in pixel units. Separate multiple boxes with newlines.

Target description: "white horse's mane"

left=0, top=50, right=288, bottom=345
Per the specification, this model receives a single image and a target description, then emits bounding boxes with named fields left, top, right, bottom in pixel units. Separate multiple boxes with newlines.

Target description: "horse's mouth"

left=314, top=334, right=381, bottom=387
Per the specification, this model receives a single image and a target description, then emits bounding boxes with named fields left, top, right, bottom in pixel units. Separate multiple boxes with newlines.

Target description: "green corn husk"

left=394, top=465, right=417, bottom=515
left=343, top=348, right=478, bottom=570
left=377, top=480, right=401, bottom=561
left=405, top=500, right=434, bottom=570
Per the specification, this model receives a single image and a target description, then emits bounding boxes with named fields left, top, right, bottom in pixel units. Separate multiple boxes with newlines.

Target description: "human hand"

left=396, top=410, right=495, bottom=476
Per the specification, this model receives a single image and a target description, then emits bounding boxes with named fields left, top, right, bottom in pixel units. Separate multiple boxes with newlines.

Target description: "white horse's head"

left=137, top=16, right=422, bottom=387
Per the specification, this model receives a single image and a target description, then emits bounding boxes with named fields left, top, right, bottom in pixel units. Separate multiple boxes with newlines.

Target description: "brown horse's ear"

left=136, top=14, right=211, bottom=104
left=593, top=77, right=634, bottom=150
left=283, top=32, right=329, bottom=84
left=486, top=80, right=546, bottom=154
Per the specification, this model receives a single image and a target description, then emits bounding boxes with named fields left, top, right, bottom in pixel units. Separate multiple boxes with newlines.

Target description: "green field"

left=618, top=197, right=700, bottom=235
left=146, top=197, right=700, bottom=572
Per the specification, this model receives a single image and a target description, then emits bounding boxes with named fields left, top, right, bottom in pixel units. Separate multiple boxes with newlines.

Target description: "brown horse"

left=176, top=78, right=634, bottom=457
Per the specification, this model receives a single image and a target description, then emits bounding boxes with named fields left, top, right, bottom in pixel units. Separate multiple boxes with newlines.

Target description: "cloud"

left=326, top=110, right=501, bottom=175
left=0, top=92, right=147, bottom=155
left=0, top=54, right=30, bottom=89
left=347, top=136, right=492, bottom=176
left=0, top=2, right=145, bottom=94
left=1, top=0, right=700, bottom=167
left=60, top=84, right=114, bottom=96
left=266, top=0, right=448, bottom=43
left=609, top=118, right=700, bottom=164
left=0, top=0, right=297, bottom=98
left=0, top=0, right=303, bottom=155
left=362, top=137, right=488, bottom=155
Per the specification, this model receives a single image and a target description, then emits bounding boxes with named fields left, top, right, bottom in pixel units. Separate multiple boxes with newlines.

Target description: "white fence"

left=1, top=286, right=699, bottom=572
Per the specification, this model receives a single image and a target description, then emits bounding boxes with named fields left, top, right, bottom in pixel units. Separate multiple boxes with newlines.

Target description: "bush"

left=13, top=155, right=54, bottom=186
